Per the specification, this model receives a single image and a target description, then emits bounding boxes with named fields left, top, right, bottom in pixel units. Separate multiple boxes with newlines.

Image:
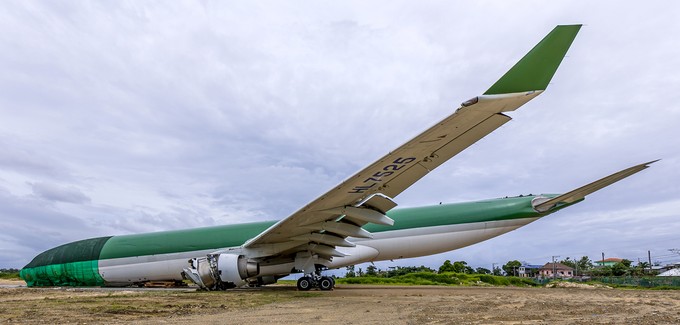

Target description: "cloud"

left=0, top=1, right=679, bottom=270
left=30, top=182, right=91, bottom=204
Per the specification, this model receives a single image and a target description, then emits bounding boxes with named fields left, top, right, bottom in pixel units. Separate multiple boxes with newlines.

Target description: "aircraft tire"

left=297, top=276, right=313, bottom=291
left=319, top=276, right=334, bottom=291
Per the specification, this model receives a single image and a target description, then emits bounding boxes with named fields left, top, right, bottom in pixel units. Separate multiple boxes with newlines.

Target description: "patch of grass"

left=337, top=272, right=538, bottom=287
left=647, top=286, right=680, bottom=290
left=337, top=277, right=404, bottom=285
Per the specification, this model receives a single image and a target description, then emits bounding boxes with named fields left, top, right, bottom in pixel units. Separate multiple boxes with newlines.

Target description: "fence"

left=592, top=276, right=680, bottom=288
left=532, top=276, right=680, bottom=288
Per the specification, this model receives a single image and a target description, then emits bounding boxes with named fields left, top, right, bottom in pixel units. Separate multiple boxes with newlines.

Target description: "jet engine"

left=183, top=254, right=259, bottom=290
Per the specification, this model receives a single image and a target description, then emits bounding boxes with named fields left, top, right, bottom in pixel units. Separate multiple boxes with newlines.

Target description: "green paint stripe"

left=484, top=25, right=581, bottom=95
left=366, top=195, right=540, bottom=233
left=99, top=196, right=544, bottom=260
left=25, top=196, right=549, bottom=269
left=98, top=221, right=276, bottom=260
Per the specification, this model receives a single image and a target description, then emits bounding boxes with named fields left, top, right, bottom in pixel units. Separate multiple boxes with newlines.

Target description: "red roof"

left=600, top=258, right=623, bottom=262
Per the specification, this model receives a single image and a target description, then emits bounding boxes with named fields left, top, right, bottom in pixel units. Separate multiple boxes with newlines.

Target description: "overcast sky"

left=1, top=1, right=678, bottom=271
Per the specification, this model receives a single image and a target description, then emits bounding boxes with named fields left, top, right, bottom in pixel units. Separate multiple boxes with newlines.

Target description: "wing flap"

left=323, top=206, right=394, bottom=226
left=361, top=193, right=398, bottom=214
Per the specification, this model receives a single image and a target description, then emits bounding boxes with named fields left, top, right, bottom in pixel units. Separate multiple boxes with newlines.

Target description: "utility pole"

left=601, top=252, right=605, bottom=267
left=492, top=263, right=497, bottom=275
left=552, top=255, right=560, bottom=280
left=648, top=250, right=652, bottom=272
left=574, top=257, right=578, bottom=277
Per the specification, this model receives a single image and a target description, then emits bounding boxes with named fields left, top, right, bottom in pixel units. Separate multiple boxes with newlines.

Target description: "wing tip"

left=644, top=159, right=661, bottom=166
left=484, top=24, right=582, bottom=95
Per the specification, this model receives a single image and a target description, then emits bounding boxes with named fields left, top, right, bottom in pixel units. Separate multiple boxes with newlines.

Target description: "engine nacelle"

left=217, top=253, right=259, bottom=287
left=183, top=254, right=259, bottom=290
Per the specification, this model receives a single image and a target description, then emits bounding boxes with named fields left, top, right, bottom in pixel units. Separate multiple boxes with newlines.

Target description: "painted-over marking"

left=348, top=157, right=417, bottom=194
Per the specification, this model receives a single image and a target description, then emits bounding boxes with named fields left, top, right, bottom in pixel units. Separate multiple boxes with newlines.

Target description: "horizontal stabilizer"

left=533, top=160, right=658, bottom=212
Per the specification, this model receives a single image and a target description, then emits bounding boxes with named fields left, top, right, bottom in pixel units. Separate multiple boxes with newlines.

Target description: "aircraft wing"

left=242, top=25, right=582, bottom=259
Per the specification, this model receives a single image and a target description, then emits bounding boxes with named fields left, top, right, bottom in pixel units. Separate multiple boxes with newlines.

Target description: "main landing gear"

left=296, top=272, right=335, bottom=291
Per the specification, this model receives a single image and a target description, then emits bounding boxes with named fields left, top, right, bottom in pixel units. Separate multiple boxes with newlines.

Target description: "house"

left=658, top=268, right=680, bottom=277
left=539, top=263, right=574, bottom=278
left=653, top=262, right=680, bottom=274
left=518, top=264, right=542, bottom=278
left=595, top=258, right=623, bottom=267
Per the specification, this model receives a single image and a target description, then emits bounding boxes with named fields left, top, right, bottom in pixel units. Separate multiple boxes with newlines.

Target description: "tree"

left=611, top=259, right=633, bottom=276
left=452, top=261, right=471, bottom=273
left=439, top=260, right=455, bottom=273
left=502, top=260, right=522, bottom=276
left=591, top=266, right=612, bottom=276
left=475, top=267, right=491, bottom=274
left=414, top=265, right=436, bottom=273
left=637, top=261, right=650, bottom=270
left=630, top=262, right=649, bottom=276
left=576, top=256, right=594, bottom=271
left=492, top=267, right=503, bottom=276
left=620, top=259, right=633, bottom=268
left=385, top=266, right=434, bottom=277
left=439, top=260, right=472, bottom=273
left=560, top=256, right=594, bottom=276
left=559, top=257, right=576, bottom=269
left=366, top=264, right=378, bottom=276
left=611, top=262, right=629, bottom=276
left=345, top=265, right=356, bottom=278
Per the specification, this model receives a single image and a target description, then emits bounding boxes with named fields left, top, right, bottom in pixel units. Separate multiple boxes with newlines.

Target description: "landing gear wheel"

left=297, top=276, right=313, bottom=291
left=319, top=276, right=334, bottom=291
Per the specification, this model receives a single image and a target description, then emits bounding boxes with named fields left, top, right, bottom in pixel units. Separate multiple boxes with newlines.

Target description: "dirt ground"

left=1, top=279, right=679, bottom=324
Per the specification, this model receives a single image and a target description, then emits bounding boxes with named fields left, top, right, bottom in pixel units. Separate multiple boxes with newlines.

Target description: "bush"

left=337, top=272, right=538, bottom=287
left=478, top=274, right=497, bottom=285
left=0, top=269, right=21, bottom=280
left=399, top=272, right=460, bottom=285
left=508, top=277, right=536, bottom=286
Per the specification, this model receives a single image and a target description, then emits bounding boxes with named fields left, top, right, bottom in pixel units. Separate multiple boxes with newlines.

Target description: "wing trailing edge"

left=532, top=160, right=658, bottom=213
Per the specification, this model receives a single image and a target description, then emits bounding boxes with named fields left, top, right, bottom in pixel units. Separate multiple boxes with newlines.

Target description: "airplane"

left=19, top=25, right=655, bottom=291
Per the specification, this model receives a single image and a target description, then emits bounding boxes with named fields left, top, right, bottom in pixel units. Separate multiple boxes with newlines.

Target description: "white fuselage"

left=98, top=217, right=539, bottom=285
